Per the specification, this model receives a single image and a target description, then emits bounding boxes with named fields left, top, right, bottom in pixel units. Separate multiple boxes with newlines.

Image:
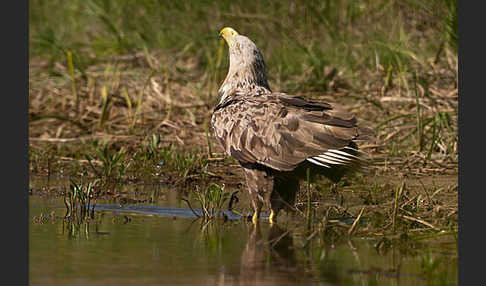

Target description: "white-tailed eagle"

left=211, top=27, right=374, bottom=224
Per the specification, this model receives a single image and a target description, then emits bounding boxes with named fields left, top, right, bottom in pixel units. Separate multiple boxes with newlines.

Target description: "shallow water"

left=30, top=194, right=457, bottom=286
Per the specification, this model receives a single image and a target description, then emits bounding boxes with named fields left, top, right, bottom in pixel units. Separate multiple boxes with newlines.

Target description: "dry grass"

left=29, top=47, right=457, bottom=175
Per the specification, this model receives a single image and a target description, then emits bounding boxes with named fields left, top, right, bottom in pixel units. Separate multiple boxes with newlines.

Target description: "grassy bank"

left=29, top=0, right=457, bottom=234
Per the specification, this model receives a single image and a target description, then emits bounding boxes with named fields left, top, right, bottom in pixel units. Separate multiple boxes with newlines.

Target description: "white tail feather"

left=322, top=152, right=354, bottom=162
left=306, top=157, right=330, bottom=168
left=313, top=156, right=345, bottom=165
left=307, top=147, right=370, bottom=169
left=316, top=154, right=349, bottom=164
left=326, top=149, right=360, bottom=160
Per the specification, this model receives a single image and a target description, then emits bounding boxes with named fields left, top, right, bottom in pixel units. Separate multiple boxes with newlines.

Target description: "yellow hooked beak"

left=219, top=27, right=239, bottom=46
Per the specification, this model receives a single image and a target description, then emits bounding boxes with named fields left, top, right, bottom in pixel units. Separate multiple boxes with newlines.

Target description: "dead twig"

left=400, top=215, right=438, bottom=230
left=348, top=206, right=365, bottom=236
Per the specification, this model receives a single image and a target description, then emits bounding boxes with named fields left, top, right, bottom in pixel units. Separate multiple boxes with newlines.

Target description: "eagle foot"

left=251, top=210, right=260, bottom=225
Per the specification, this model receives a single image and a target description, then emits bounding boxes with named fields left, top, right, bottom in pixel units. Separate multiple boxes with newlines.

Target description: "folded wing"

left=211, top=92, right=374, bottom=172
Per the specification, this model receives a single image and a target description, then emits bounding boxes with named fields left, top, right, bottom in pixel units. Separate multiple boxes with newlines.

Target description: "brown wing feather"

left=211, top=92, right=372, bottom=172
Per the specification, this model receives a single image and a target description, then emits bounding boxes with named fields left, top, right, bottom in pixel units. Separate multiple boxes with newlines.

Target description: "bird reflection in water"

left=236, top=224, right=300, bottom=286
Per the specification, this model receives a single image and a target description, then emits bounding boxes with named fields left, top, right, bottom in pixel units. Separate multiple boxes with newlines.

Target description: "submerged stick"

left=181, top=198, right=201, bottom=218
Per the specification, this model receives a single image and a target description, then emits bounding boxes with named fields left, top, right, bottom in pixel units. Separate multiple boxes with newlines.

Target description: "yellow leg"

left=269, top=210, right=277, bottom=225
left=252, top=209, right=260, bottom=225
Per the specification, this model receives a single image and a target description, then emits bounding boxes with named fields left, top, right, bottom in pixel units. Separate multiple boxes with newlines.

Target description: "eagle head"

left=218, top=27, right=271, bottom=101
left=220, top=27, right=239, bottom=47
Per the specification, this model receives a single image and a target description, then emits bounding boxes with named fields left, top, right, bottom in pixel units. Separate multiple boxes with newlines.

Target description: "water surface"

left=29, top=195, right=457, bottom=285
